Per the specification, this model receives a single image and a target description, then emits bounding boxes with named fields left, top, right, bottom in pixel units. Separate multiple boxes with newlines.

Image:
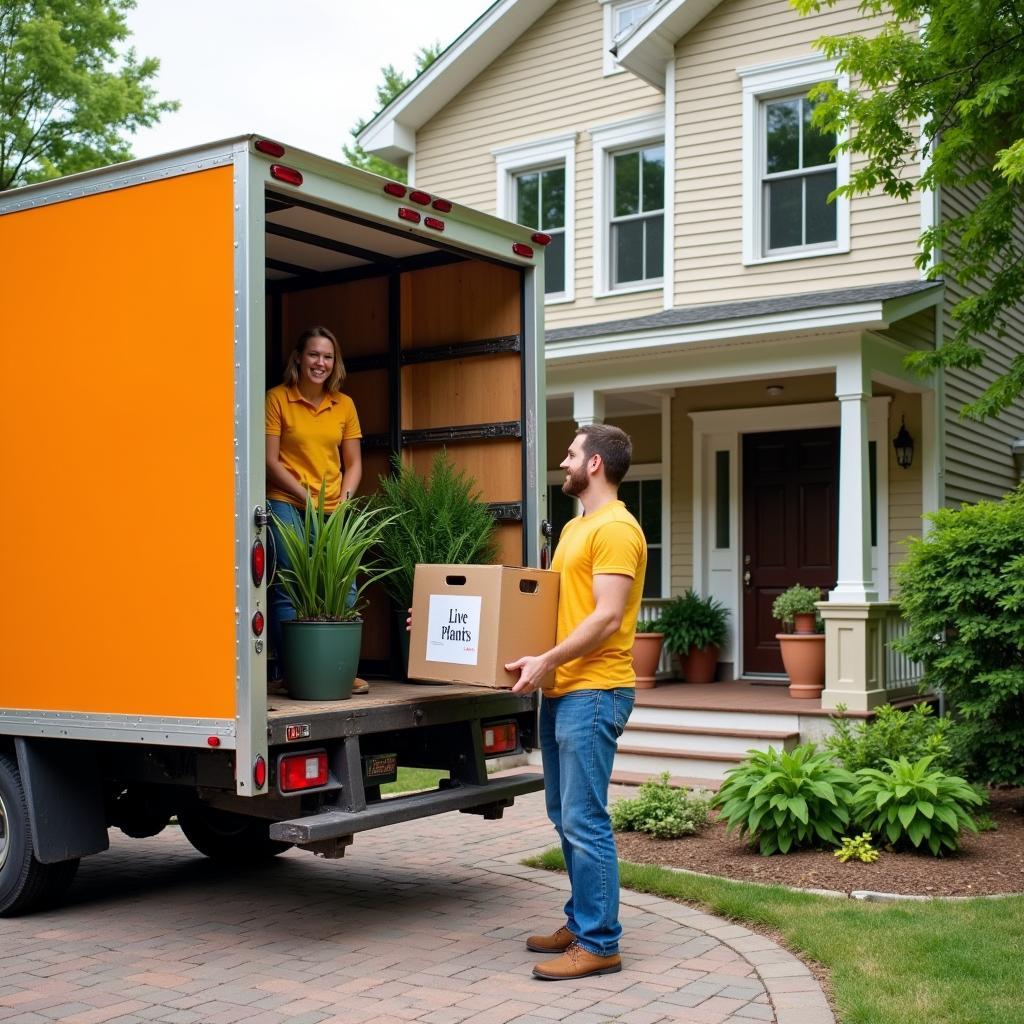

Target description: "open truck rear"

left=0, top=136, right=549, bottom=915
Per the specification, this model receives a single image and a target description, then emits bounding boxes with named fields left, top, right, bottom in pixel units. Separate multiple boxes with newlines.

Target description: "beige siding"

left=415, top=0, right=665, bottom=330
left=941, top=188, right=1024, bottom=503
left=886, top=392, right=923, bottom=594
left=673, top=0, right=922, bottom=304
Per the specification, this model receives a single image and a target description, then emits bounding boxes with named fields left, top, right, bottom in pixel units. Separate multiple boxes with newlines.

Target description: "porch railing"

left=638, top=597, right=674, bottom=678
left=881, top=604, right=926, bottom=693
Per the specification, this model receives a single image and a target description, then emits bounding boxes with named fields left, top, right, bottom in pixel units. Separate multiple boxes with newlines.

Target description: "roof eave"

left=617, top=0, right=725, bottom=88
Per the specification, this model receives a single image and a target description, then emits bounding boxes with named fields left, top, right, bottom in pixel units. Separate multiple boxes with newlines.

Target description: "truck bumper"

left=268, top=771, right=545, bottom=844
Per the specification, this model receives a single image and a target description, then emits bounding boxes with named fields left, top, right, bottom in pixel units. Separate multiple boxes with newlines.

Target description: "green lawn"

left=526, top=849, right=1024, bottom=1024
left=380, top=767, right=449, bottom=795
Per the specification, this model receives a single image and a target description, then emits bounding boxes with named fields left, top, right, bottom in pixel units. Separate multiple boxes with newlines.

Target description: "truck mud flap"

left=269, top=771, right=544, bottom=844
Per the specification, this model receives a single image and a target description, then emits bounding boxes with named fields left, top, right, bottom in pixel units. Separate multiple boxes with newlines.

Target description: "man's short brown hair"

left=577, top=423, right=633, bottom=486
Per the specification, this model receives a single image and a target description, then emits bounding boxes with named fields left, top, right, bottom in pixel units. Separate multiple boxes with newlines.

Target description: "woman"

left=265, top=326, right=363, bottom=685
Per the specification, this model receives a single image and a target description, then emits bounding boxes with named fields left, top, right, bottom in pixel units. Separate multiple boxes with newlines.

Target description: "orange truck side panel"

left=0, top=168, right=237, bottom=719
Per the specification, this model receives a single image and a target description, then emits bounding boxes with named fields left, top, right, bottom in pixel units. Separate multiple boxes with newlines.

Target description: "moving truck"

left=0, top=136, right=550, bottom=915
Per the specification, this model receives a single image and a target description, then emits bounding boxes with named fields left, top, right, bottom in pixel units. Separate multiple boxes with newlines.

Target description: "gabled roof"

left=357, top=0, right=558, bottom=163
left=616, top=0, right=724, bottom=89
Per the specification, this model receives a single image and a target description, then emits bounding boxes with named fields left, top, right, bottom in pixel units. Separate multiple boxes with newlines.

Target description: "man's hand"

left=506, top=654, right=550, bottom=694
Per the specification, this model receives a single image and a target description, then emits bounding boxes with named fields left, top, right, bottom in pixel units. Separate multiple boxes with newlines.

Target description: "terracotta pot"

left=682, top=644, right=719, bottom=685
left=776, top=633, right=826, bottom=699
left=793, top=612, right=818, bottom=635
left=631, top=632, right=665, bottom=688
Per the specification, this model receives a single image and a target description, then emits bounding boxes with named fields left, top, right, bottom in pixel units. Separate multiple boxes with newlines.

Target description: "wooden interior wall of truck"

left=273, top=259, right=525, bottom=676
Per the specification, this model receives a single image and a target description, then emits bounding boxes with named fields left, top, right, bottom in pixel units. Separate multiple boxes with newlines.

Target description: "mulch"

left=613, top=787, right=1024, bottom=897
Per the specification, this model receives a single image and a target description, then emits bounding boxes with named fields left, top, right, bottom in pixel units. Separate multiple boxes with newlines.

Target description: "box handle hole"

left=519, top=580, right=539, bottom=594
left=445, top=575, right=467, bottom=586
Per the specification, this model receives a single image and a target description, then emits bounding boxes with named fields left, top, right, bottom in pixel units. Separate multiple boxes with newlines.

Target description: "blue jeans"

left=539, top=687, right=635, bottom=956
left=267, top=498, right=303, bottom=678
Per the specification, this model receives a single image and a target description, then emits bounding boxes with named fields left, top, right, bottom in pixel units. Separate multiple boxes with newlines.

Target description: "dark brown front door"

left=742, top=428, right=839, bottom=675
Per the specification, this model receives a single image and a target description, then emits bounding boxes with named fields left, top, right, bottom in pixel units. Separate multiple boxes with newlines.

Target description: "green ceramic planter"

left=281, top=620, right=362, bottom=701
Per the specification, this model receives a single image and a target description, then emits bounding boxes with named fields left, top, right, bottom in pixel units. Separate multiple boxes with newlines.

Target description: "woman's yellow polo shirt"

left=265, top=385, right=362, bottom=512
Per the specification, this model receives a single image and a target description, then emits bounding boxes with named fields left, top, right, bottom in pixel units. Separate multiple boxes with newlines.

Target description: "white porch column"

left=572, top=389, right=605, bottom=427
left=832, top=370, right=878, bottom=603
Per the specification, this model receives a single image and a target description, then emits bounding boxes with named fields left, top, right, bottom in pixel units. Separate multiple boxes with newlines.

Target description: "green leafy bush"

left=825, top=701, right=962, bottom=775
left=833, top=833, right=880, bottom=863
left=851, top=756, right=983, bottom=856
left=656, top=590, right=729, bottom=654
left=771, top=584, right=824, bottom=631
left=894, top=486, right=1024, bottom=784
left=610, top=773, right=713, bottom=839
left=635, top=617, right=663, bottom=634
left=715, top=745, right=857, bottom=855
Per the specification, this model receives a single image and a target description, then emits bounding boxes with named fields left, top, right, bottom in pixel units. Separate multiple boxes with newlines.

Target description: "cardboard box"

left=408, top=564, right=560, bottom=688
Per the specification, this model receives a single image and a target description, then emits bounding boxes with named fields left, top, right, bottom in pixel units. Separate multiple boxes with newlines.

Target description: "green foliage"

left=656, top=589, right=729, bottom=653
left=0, top=0, right=178, bottom=190
left=271, top=484, right=399, bottom=622
left=825, top=701, right=962, bottom=775
left=610, top=773, right=713, bottom=839
left=771, top=584, right=823, bottom=630
left=372, top=451, right=498, bottom=609
left=851, top=755, right=983, bottom=856
left=343, top=43, right=441, bottom=181
left=790, top=0, right=1024, bottom=418
left=893, top=487, right=1024, bottom=783
left=833, top=832, right=880, bottom=863
left=715, top=745, right=857, bottom=855
left=635, top=617, right=663, bottom=633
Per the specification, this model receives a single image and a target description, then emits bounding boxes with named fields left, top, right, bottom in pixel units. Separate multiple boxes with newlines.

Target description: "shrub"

left=893, top=486, right=1024, bottom=784
left=610, top=773, right=713, bottom=839
left=656, top=590, right=729, bottom=654
left=771, top=584, right=824, bottom=631
left=635, top=617, right=663, bottom=634
left=851, top=755, right=983, bottom=856
left=834, top=833, right=880, bottom=863
left=825, top=701, right=962, bottom=775
left=715, top=745, right=857, bottom=855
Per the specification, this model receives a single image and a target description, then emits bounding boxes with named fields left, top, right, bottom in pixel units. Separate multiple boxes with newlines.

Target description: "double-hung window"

left=739, top=56, right=850, bottom=264
left=611, top=144, right=664, bottom=287
left=515, top=166, right=566, bottom=296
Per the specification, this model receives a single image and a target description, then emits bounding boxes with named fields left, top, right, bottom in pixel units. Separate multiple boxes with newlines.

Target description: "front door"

left=742, top=428, right=839, bottom=675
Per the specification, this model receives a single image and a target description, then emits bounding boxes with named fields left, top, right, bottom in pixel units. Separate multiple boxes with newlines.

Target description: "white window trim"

left=494, top=132, right=576, bottom=305
left=738, top=54, right=850, bottom=266
left=600, top=0, right=655, bottom=77
left=590, top=112, right=665, bottom=299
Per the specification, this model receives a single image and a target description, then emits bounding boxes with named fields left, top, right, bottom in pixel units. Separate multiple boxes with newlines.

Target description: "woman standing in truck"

left=265, top=326, right=363, bottom=685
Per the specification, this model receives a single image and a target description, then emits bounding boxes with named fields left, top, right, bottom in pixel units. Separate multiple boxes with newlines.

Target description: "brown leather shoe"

left=525, top=924, right=575, bottom=953
left=351, top=677, right=369, bottom=695
left=532, top=942, right=622, bottom=980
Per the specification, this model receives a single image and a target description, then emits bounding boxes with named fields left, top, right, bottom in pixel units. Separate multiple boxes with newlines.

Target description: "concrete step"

left=610, top=770, right=722, bottom=791
left=612, top=746, right=744, bottom=782
left=621, top=721, right=798, bottom=756
left=628, top=704, right=800, bottom=734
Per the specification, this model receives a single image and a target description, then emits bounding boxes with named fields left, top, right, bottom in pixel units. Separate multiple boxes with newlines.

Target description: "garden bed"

left=614, top=787, right=1024, bottom=897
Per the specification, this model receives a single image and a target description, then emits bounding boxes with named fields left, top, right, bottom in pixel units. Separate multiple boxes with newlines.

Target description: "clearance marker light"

left=383, top=182, right=407, bottom=197
left=512, top=242, right=534, bottom=258
left=207, top=736, right=221, bottom=748
left=252, top=610, right=265, bottom=636
left=408, top=189, right=431, bottom=205
left=270, top=164, right=303, bottom=186
left=398, top=207, right=421, bottom=223
left=251, top=539, right=266, bottom=586
left=255, top=139, right=285, bottom=157
left=254, top=756, right=267, bottom=789
left=531, top=232, right=553, bottom=246
left=424, top=217, right=445, bottom=231
left=431, top=198, right=453, bottom=212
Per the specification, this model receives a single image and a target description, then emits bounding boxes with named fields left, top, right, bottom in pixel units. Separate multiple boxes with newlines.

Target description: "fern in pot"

left=373, top=452, right=498, bottom=677
left=657, top=590, right=729, bottom=684
left=272, top=485, right=399, bottom=701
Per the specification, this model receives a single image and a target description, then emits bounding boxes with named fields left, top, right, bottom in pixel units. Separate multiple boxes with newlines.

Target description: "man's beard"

left=562, top=463, right=588, bottom=498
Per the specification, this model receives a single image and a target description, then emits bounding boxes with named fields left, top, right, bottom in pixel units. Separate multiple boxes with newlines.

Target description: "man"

left=506, top=424, right=647, bottom=982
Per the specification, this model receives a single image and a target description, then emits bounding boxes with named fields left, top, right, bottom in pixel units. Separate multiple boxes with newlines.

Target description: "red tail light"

left=408, top=189, right=431, bottom=205
left=252, top=610, right=265, bottom=636
left=432, top=198, right=452, bottom=212
left=512, top=242, right=534, bottom=258
left=251, top=539, right=266, bottom=586
left=482, top=721, right=518, bottom=756
left=398, top=207, right=421, bottom=223
left=531, top=232, right=552, bottom=246
left=255, top=139, right=285, bottom=157
left=279, top=750, right=329, bottom=792
left=270, top=164, right=303, bottom=186
left=424, top=217, right=445, bottom=231
left=384, top=182, right=406, bottom=198
left=254, top=755, right=267, bottom=789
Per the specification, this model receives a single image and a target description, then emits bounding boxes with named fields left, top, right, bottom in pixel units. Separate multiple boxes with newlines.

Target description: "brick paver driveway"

left=0, top=787, right=833, bottom=1024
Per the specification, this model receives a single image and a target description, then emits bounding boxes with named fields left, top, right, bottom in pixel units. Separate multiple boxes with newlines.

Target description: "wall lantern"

left=1012, top=438, right=1024, bottom=481
left=893, top=416, right=914, bottom=469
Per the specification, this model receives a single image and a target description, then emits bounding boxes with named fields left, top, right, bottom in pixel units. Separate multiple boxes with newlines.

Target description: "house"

left=358, top=0, right=1024, bottom=779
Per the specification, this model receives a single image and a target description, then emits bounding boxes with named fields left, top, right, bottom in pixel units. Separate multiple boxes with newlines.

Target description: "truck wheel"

left=0, top=754, right=80, bottom=917
left=177, top=806, right=292, bottom=862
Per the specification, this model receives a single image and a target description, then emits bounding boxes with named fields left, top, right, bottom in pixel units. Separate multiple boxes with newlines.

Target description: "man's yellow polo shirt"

left=548, top=499, right=647, bottom=697
left=265, top=385, right=362, bottom=513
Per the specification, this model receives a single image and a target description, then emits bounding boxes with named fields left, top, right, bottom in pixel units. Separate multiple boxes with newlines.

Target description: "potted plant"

left=272, top=486, right=399, bottom=701
left=772, top=584, right=826, bottom=699
left=631, top=616, right=665, bottom=689
left=657, top=590, right=729, bottom=684
left=373, top=451, right=498, bottom=677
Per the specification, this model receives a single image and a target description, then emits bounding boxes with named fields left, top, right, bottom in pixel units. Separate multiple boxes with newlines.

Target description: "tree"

left=792, top=0, right=1024, bottom=419
left=0, top=0, right=177, bottom=191
left=343, top=43, right=441, bottom=183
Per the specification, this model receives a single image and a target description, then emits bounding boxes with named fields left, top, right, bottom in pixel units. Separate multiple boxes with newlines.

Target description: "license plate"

left=362, top=753, right=398, bottom=784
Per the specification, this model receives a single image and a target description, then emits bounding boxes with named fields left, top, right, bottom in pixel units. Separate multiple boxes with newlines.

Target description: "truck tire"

left=177, top=806, right=292, bottom=862
left=0, top=754, right=80, bottom=917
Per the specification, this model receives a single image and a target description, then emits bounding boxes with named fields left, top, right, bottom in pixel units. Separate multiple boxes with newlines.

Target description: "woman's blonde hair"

left=283, top=326, right=346, bottom=392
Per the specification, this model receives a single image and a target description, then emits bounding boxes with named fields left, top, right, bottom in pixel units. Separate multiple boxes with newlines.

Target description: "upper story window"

left=493, top=133, right=576, bottom=304
left=739, top=55, right=850, bottom=265
left=515, top=166, right=566, bottom=296
left=611, top=145, right=664, bottom=286
left=602, top=0, right=657, bottom=76
left=762, top=93, right=837, bottom=254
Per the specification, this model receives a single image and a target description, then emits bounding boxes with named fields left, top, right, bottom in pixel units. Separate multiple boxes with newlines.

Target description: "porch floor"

left=636, top=677, right=839, bottom=716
